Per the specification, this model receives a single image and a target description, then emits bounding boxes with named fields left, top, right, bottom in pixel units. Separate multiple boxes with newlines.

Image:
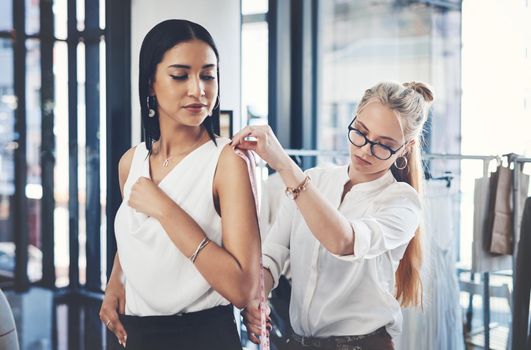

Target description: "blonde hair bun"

left=403, top=81, right=434, bottom=103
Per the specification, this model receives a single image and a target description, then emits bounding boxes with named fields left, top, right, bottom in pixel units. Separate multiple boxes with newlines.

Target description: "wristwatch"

left=285, top=176, right=311, bottom=200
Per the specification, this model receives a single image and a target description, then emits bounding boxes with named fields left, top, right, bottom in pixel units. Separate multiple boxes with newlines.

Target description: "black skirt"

left=117, top=304, right=242, bottom=350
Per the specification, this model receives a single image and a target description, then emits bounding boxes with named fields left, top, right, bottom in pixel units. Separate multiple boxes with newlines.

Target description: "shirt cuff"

left=329, top=219, right=372, bottom=262
left=262, top=244, right=289, bottom=289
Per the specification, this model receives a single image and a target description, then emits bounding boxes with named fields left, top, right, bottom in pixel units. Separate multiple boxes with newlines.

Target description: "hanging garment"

left=512, top=196, right=531, bottom=350
left=472, top=177, right=512, bottom=273
left=472, top=170, right=530, bottom=272
left=484, top=166, right=514, bottom=254
left=484, top=166, right=528, bottom=255
left=398, top=180, right=464, bottom=350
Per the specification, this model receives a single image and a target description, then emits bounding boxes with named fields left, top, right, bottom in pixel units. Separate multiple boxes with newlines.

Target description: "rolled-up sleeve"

left=262, top=196, right=296, bottom=288
left=334, top=184, right=421, bottom=261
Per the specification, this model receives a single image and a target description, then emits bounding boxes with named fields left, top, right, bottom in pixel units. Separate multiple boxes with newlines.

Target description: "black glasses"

left=347, top=117, right=405, bottom=160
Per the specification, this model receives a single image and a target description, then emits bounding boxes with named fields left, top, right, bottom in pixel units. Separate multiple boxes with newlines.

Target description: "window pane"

left=26, top=38, right=43, bottom=282
left=54, top=41, right=69, bottom=287
left=317, top=1, right=460, bottom=165
left=242, top=0, right=268, bottom=15
left=77, top=41, right=86, bottom=285
left=241, top=21, right=268, bottom=126
left=0, top=39, right=15, bottom=281
left=54, top=0, right=68, bottom=40
left=77, top=0, right=85, bottom=31
left=462, top=0, right=531, bottom=156
left=26, top=0, right=40, bottom=35
left=99, top=0, right=105, bottom=30
left=0, top=1, right=12, bottom=31
left=99, top=38, right=106, bottom=289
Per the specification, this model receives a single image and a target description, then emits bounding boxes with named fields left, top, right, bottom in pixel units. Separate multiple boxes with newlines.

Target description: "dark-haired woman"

left=98, top=19, right=261, bottom=350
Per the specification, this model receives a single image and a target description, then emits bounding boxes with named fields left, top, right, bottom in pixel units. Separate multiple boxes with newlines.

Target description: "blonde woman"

left=236, top=81, right=433, bottom=350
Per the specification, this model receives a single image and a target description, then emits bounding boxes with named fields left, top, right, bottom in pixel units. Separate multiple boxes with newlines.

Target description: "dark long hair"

left=139, top=19, right=220, bottom=151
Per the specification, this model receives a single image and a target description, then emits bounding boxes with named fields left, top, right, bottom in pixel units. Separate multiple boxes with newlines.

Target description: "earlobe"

left=148, top=79, right=154, bottom=95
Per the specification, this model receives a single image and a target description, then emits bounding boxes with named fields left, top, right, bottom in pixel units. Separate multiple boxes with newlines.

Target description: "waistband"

left=120, top=304, right=234, bottom=328
left=291, top=327, right=389, bottom=348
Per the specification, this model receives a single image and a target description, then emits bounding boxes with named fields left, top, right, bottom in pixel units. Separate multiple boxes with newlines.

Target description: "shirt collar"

left=338, top=164, right=396, bottom=193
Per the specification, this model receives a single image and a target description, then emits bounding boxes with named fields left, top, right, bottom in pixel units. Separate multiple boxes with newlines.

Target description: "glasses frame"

left=347, top=117, right=406, bottom=160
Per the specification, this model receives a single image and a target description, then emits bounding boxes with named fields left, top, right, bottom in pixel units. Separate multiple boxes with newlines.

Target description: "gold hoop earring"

left=394, top=155, right=408, bottom=170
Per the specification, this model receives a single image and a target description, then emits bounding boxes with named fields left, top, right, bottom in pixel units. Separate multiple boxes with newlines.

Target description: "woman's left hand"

left=231, top=125, right=291, bottom=172
left=128, top=177, right=170, bottom=219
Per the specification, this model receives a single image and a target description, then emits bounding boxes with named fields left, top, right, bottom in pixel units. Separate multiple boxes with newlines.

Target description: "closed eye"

left=170, top=75, right=187, bottom=80
left=170, top=75, right=216, bottom=81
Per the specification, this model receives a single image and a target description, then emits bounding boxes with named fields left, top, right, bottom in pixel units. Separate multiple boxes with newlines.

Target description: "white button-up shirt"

left=262, top=165, right=421, bottom=339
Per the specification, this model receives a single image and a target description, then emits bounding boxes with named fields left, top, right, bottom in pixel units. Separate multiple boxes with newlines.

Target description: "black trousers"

left=119, top=304, right=242, bottom=350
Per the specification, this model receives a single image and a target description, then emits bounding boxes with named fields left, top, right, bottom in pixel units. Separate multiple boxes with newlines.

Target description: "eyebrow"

left=356, top=119, right=399, bottom=143
left=167, top=64, right=217, bottom=69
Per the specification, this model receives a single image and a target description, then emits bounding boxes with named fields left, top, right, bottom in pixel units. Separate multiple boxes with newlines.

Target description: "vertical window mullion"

left=105, top=0, right=131, bottom=281
left=40, top=0, right=57, bottom=289
left=84, top=0, right=101, bottom=292
left=13, top=0, right=30, bottom=292
left=67, top=0, right=80, bottom=290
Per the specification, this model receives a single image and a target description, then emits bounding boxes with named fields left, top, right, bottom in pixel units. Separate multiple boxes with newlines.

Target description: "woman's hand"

left=99, top=280, right=127, bottom=347
left=128, top=176, right=171, bottom=219
left=231, top=125, right=292, bottom=172
left=241, top=299, right=271, bottom=344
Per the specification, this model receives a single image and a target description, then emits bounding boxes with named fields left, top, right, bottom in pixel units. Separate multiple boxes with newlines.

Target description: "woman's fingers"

left=232, top=125, right=269, bottom=147
left=235, top=140, right=258, bottom=151
left=231, top=126, right=254, bottom=147
left=242, top=309, right=262, bottom=326
left=100, top=294, right=128, bottom=347
left=242, top=301, right=271, bottom=345
left=248, top=331, right=260, bottom=344
left=243, top=314, right=264, bottom=345
left=113, top=321, right=128, bottom=347
left=101, top=312, right=127, bottom=347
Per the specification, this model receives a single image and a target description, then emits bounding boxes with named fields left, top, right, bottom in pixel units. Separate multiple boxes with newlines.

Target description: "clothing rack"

left=281, top=149, right=528, bottom=350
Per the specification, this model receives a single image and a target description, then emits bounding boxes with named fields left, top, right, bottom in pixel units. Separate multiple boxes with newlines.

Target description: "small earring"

left=394, top=155, right=408, bottom=170
left=147, top=95, right=156, bottom=118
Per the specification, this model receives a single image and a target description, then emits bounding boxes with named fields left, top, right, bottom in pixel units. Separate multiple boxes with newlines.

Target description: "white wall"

left=131, top=0, right=241, bottom=145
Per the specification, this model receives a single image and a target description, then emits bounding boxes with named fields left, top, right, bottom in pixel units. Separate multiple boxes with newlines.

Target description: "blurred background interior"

left=0, top=0, right=530, bottom=349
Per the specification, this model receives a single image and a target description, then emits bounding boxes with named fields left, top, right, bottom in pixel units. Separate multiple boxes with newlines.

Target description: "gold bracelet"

left=189, top=237, right=210, bottom=263
left=285, top=175, right=311, bottom=200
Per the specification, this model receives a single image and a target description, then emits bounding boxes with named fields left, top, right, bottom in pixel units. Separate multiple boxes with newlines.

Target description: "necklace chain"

left=154, top=130, right=205, bottom=168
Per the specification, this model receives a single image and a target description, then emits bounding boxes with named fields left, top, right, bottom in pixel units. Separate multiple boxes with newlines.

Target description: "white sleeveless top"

left=114, top=137, right=231, bottom=316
